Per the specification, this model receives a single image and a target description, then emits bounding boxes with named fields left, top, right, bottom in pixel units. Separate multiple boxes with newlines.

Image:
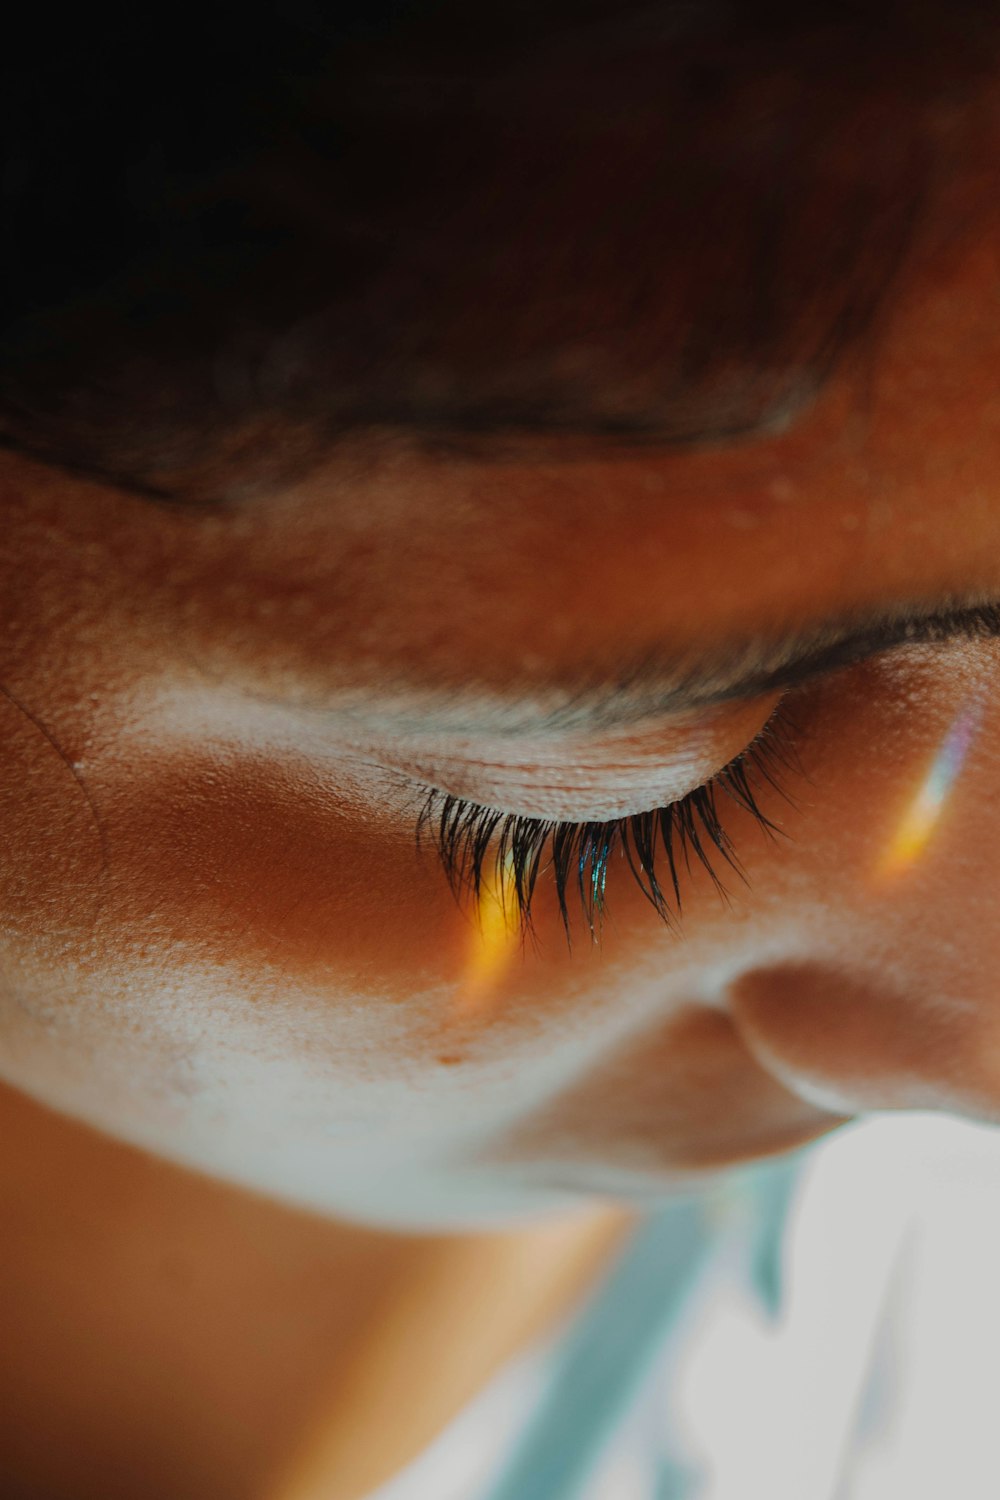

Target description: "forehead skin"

left=14, top=71, right=995, bottom=715
left=4, top=83, right=1000, bottom=1227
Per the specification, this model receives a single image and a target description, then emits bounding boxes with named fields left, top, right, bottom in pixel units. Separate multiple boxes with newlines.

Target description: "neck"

left=271, top=1206, right=633, bottom=1500
left=0, top=1081, right=632, bottom=1500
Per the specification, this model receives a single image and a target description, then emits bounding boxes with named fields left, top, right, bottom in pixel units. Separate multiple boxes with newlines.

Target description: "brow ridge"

left=323, top=593, right=1000, bottom=737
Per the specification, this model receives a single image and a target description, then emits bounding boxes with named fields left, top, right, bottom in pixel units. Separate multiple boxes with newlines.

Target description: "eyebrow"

left=345, top=594, right=1000, bottom=737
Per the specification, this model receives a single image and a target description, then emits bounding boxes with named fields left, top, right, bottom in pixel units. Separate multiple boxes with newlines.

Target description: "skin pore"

left=6, top=33, right=1000, bottom=1500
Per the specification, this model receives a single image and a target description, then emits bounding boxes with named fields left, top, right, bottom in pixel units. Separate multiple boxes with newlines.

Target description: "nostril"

left=727, top=962, right=994, bottom=1118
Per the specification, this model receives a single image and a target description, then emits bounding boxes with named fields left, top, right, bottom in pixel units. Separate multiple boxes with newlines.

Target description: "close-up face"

left=6, top=6, right=1000, bottom=1232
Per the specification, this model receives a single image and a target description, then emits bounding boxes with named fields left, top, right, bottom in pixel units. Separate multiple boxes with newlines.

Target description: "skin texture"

left=6, top=50, right=1000, bottom=1500
left=8, top=138, right=1000, bottom=1224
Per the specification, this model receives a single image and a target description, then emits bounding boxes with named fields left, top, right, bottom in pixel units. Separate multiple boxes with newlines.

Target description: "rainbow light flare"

left=875, top=696, right=985, bottom=882
left=457, top=852, right=522, bottom=1014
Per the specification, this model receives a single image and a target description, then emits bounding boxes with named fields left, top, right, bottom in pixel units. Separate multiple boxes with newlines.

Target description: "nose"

left=728, top=962, right=1000, bottom=1124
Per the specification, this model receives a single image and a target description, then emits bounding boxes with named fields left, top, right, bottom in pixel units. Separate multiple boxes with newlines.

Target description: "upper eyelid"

left=419, top=701, right=802, bottom=941
left=377, top=609, right=992, bottom=810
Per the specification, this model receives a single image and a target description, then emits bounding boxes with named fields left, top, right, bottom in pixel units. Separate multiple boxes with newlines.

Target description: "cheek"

left=0, top=728, right=615, bottom=1142
left=5, top=643, right=1000, bottom=1212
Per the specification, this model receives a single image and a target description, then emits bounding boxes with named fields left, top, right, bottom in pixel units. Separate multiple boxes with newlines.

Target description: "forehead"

left=17, top=66, right=1000, bottom=708
left=8, top=3, right=994, bottom=506
left=103, top=204, right=1000, bottom=720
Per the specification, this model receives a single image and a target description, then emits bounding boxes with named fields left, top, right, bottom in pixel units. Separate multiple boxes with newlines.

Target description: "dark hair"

left=3, top=2, right=999, bottom=500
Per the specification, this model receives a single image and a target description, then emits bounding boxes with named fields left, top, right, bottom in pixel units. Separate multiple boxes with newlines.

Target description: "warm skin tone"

left=6, top=67, right=1000, bottom=1500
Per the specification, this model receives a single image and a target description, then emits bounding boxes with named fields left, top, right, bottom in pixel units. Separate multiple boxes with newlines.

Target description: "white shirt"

left=368, top=1114, right=1000, bottom=1500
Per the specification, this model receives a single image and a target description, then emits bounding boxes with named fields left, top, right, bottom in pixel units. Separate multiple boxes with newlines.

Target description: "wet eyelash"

left=417, top=708, right=803, bottom=942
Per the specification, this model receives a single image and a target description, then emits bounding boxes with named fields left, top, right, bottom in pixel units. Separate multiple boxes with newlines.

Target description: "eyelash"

left=416, top=705, right=803, bottom=941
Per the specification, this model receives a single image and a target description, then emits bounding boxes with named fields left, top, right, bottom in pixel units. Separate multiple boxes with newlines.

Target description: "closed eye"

left=416, top=702, right=801, bottom=943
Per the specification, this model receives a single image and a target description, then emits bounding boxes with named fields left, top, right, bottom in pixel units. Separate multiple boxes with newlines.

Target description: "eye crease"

left=417, top=706, right=801, bottom=943
left=416, top=597, right=1000, bottom=945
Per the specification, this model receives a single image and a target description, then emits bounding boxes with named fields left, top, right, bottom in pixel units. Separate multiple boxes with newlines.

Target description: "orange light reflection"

left=457, top=853, right=522, bottom=1016
left=874, top=696, right=985, bottom=883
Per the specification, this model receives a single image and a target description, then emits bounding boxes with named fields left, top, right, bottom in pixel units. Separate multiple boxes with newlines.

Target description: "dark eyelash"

left=416, top=708, right=803, bottom=943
